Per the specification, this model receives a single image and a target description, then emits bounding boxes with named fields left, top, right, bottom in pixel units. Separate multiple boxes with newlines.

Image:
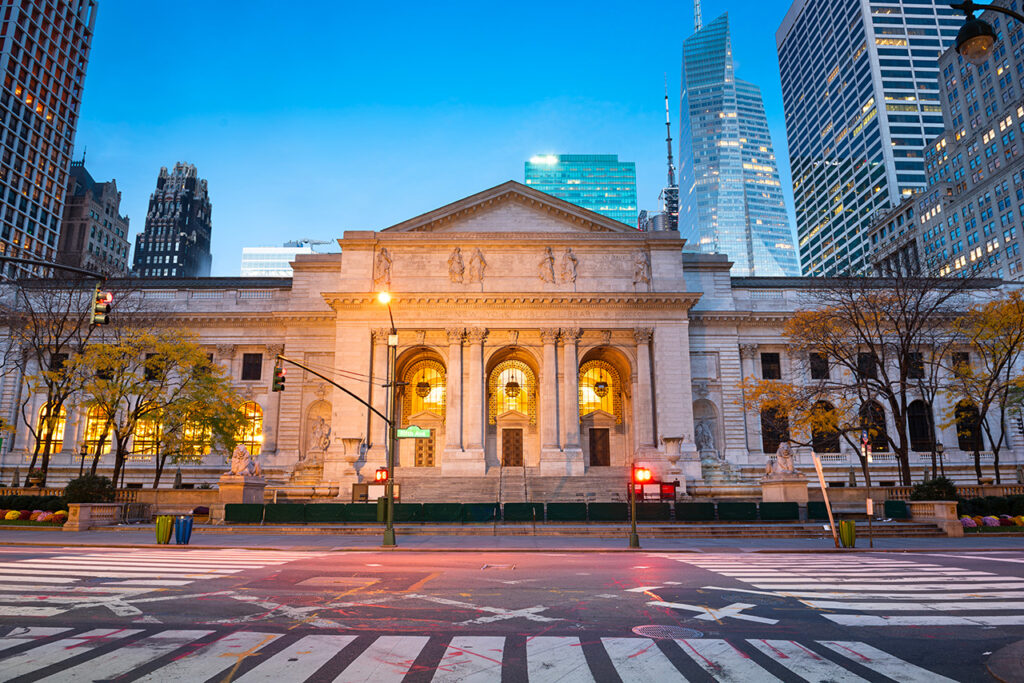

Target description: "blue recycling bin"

left=174, top=515, right=194, bottom=545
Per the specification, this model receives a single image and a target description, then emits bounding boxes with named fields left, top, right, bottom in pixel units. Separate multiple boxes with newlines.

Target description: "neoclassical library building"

left=2, top=182, right=1019, bottom=498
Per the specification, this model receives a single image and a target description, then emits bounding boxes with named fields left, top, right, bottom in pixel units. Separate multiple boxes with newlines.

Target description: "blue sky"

left=75, top=0, right=797, bottom=276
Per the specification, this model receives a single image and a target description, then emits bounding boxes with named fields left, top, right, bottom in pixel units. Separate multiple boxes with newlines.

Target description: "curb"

left=986, top=639, right=1024, bottom=683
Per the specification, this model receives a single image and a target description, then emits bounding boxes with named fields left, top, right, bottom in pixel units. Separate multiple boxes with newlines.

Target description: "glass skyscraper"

left=524, top=154, right=638, bottom=227
left=678, top=12, right=799, bottom=277
left=777, top=0, right=960, bottom=276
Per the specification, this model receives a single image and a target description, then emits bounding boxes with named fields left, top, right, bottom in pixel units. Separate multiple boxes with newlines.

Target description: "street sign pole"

left=813, top=454, right=840, bottom=548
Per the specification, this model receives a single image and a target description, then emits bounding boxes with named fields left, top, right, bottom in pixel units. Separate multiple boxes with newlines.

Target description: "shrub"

left=962, top=516, right=978, bottom=528
left=983, top=516, right=1001, bottom=526
left=3, top=510, right=17, bottom=520
left=909, top=476, right=958, bottom=501
left=64, top=474, right=115, bottom=504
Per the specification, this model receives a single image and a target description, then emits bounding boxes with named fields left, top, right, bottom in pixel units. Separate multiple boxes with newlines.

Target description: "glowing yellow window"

left=403, top=360, right=446, bottom=424
left=236, top=402, right=263, bottom=455
left=578, top=361, right=622, bottom=423
left=488, top=360, right=536, bottom=424
left=82, top=405, right=112, bottom=455
left=35, top=402, right=66, bottom=452
left=132, top=411, right=161, bottom=460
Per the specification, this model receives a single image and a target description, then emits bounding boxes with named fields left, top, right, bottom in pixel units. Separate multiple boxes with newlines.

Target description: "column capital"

left=371, top=327, right=392, bottom=343
left=560, top=327, right=582, bottom=343
left=265, top=344, right=284, bottom=358
left=216, top=344, right=237, bottom=359
left=466, top=327, right=488, bottom=344
left=445, top=327, right=465, bottom=344
left=633, top=328, right=654, bottom=344
left=539, top=328, right=560, bottom=344
left=739, top=343, right=759, bottom=359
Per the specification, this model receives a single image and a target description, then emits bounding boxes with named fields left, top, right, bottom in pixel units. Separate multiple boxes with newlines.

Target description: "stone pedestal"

left=760, top=474, right=809, bottom=505
left=218, top=474, right=268, bottom=505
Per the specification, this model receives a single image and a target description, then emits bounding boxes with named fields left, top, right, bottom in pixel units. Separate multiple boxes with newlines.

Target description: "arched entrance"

left=487, top=349, right=539, bottom=468
left=579, top=347, right=631, bottom=468
left=396, top=352, right=446, bottom=468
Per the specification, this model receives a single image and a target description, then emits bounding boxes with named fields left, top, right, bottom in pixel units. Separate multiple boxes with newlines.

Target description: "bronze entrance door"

left=502, top=428, right=523, bottom=466
left=414, top=429, right=434, bottom=467
left=589, top=428, right=610, bottom=466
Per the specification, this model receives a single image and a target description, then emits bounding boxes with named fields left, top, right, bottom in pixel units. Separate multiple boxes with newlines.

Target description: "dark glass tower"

left=132, top=162, right=212, bottom=278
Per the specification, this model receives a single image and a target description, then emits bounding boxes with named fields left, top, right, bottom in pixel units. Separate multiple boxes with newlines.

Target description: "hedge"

left=884, top=500, right=910, bottom=519
left=759, top=502, right=799, bottom=521
left=503, top=502, right=544, bottom=522
left=588, top=502, right=629, bottom=521
left=547, top=502, right=587, bottom=521
left=717, top=502, right=758, bottom=521
left=807, top=501, right=830, bottom=520
left=462, top=503, right=499, bottom=523
left=676, top=502, right=715, bottom=521
left=959, top=495, right=1024, bottom=517
left=345, top=504, right=379, bottom=522
left=635, top=502, right=671, bottom=521
left=393, top=503, right=423, bottom=522
left=304, top=504, right=346, bottom=523
left=419, top=503, right=459, bottom=522
left=0, top=495, right=65, bottom=512
left=224, top=503, right=263, bottom=523
left=263, top=503, right=305, bottom=524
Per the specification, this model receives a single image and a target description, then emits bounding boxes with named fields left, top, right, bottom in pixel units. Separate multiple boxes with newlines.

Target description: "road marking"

left=747, top=582, right=1024, bottom=591
left=0, top=606, right=64, bottom=617
left=748, top=639, right=868, bottom=682
left=0, top=568, right=229, bottom=580
left=626, top=585, right=665, bottom=593
left=819, top=640, right=957, bottom=682
left=33, top=630, right=211, bottom=683
left=648, top=600, right=779, bottom=624
left=403, top=593, right=560, bottom=624
left=235, top=635, right=357, bottom=682
left=103, top=580, right=193, bottom=586
left=404, top=572, right=442, bottom=593
left=928, top=553, right=1024, bottom=564
left=676, top=638, right=781, bottom=682
left=0, top=576, right=75, bottom=584
left=0, top=627, right=70, bottom=653
left=602, top=638, right=685, bottom=682
left=0, top=628, right=141, bottom=678
left=134, top=631, right=281, bottom=682
left=335, top=635, right=428, bottom=682
left=0, top=561, right=240, bottom=573
left=764, top=589, right=1024, bottom=599
left=824, top=614, right=1024, bottom=626
left=526, top=636, right=594, bottom=683
left=804, top=599, right=1024, bottom=611
left=433, top=636, right=505, bottom=682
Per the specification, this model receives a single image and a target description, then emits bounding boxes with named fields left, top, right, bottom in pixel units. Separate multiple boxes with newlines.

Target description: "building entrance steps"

left=396, top=467, right=632, bottom=503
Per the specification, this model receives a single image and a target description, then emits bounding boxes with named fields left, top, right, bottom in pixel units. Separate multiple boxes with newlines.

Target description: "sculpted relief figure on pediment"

left=448, top=247, right=465, bottom=283
left=468, top=248, right=486, bottom=283
left=560, top=247, right=578, bottom=283
left=374, top=248, right=392, bottom=289
left=538, top=247, right=556, bottom=284
left=633, top=250, right=651, bottom=287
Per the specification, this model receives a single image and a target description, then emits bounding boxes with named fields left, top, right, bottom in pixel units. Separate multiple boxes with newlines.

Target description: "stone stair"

left=397, top=469, right=499, bottom=503
left=396, top=467, right=633, bottom=503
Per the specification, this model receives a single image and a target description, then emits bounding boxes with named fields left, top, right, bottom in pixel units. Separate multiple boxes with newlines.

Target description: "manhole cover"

left=632, top=625, right=703, bottom=639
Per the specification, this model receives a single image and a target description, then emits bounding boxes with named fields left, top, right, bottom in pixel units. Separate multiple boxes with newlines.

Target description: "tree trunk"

left=859, top=454, right=873, bottom=488
left=898, top=447, right=911, bottom=485
left=974, top=449, right=983, bottom=482
left=152, top=443, right=166, bottom=489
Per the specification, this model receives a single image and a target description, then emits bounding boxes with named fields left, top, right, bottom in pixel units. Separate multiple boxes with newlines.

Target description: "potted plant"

left=25, top=468, right=43, bottom=488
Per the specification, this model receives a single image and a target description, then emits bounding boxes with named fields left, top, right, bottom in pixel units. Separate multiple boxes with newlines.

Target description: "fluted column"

left=464, top=327, right=488, bottom=463
left=558, top=328, right=584, bottom=475
left=540, top=328, right=560, bottom=451
left=444, top=327, right=464, bottom=452
left=368, top=328, right=391, bottom=462
left=634, top=328, right=655, bottom=448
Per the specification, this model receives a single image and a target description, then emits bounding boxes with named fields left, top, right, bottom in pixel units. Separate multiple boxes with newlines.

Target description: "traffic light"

left=90, top=285, right=112, bottom=325
left=374, top=467, right=389, bottom=483
left=271, top=365, right=286, bottom=392
left=632, top=466, right=652, bottom=484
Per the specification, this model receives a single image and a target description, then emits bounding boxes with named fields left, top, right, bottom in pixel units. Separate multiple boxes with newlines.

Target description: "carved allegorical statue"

left=695, top=418, right=715, bottom=453
left=374, top=248, right=392, bottom=289
left=560, top=247, right=578, bottom=283
left=538, top=247, right=556, bottom=284
left=310, top=416, right=331, bottom=454
left=448, top=247, right=465, bottom=283
left=764, top=441, right=797, bottom=477
left=468, top=247, right=486, bottom=282
left=229, top=444, right=262, bottom=477
left=633, top=250, right=651, bottom=286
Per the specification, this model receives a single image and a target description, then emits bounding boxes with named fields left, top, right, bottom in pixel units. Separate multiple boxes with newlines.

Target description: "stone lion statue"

left=765, top=442, right=796, bottom=477
left=229, top=444, right=261, bottom=477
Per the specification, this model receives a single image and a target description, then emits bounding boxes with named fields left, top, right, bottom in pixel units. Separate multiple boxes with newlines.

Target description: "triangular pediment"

left=382, top=181, right=638, bottom=234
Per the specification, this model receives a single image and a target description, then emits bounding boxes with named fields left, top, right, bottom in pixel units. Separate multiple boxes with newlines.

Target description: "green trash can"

left=376, top=496, right=387, bottom=522
left=155, top=515, right=173, bottom=544
left=838, top=519, right=856, bottom=548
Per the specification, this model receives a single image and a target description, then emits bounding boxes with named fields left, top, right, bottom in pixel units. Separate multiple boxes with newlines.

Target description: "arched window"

left=578, top=360, right=622, bottom=423
left=236, top=402, right=263, bottom=455
left=35, top=402, right=66, bottom=452
left=82, top=405, right=112, bottom=455
left=859, top=401, right=888, bottom=452
left=811, top=401, right=840, bottom=454
left=955, top=400, right=984, bottom=452
left=181, top=417, right=212, bottom=461
left=132, top=410, right=161, bottom=460
left=907, top=399, right=935, bottom=452
left=760, top=407, right=790, bottom=454
left=488, top=360, right=536, bottom=425
left=402, top=359, right=445, bottom=426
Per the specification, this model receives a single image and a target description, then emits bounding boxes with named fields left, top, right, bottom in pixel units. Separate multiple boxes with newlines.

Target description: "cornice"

left=689, top=311, right=793, bottom=325
left=322, top=291, right=703, bottom=312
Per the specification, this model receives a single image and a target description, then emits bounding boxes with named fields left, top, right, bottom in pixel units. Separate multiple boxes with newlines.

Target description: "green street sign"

left=396, top=425, right=431, bottom=439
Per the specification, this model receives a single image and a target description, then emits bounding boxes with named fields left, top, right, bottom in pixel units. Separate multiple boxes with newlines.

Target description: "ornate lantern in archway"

left=504, top=379, right=521, bottom=397
left=594, top=381, right=609, bottom=398
left=415, top=381, right=431, bottom=398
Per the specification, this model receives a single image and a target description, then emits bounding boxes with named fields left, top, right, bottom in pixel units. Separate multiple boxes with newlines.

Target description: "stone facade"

left=2, top=182, right=1022, bottom=495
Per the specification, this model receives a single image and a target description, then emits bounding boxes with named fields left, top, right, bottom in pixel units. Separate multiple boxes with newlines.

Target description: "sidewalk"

left=0, top=525, right=1022, bottom=552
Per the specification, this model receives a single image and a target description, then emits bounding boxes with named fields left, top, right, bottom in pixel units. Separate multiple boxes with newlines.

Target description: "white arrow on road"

left=648, top=600, right=779, bottom=624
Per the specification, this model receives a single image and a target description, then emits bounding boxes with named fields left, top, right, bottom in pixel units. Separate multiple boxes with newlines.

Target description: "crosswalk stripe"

left=134, top=631, right=281, bottom=682
left=433, top=636, right=505, bottom=682
left=755, top=589, right=1024, bottom=599
left=748, top=582, right=1024, bottom=591
left=716, top=571, right=991, bottom=578
left=0, top=606, right=64, bottom=617
left=0, top=568, right=228, bottom=580
left=0, top=575, right=74, bottom=584
left=102, top=580, right=193, bottom=586
left=526, top=636, right=594, bottom=682
left=825, top=614, right=1024, bottom=626
left=0, top=628, right=141, bottom=678
left=235, top=634, right=357, bottom=682
left=333, top=635, right=429, bottom=682
left=602, top=638, right=685, bottom=682
left=748, top=639, right=869, bottom=682
left=676, top=638, right=781, bottom=682
left=3, top=561, right=241, bottom=572
left=819, top=640, right=957, bottom=683
left=48, top=558, right=278, bottom=567
left=0, top=627, right=69, bottom=653
left=33, top=630, right=212, bottom=683
left=804, top=599, right=1024, bottom=611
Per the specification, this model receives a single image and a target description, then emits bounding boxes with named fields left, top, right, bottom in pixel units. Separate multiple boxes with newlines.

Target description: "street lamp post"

left=378, top=291, right=398, bottom=548
left=951, top=2, right=1024, bottom=65
left=936, top=442, right=946, bottom=478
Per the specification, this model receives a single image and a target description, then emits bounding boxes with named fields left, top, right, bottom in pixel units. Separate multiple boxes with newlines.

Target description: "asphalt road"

left=0, top=546, right=1018, bottom=681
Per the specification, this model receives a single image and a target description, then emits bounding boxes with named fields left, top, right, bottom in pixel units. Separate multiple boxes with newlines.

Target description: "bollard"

left=174, top=515, right=194, bottom=545
left=155, top=515, right=173, bottom=544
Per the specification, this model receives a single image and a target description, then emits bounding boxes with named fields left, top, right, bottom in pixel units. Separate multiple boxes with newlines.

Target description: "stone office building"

left=1, top=182, right=1019, bottom=497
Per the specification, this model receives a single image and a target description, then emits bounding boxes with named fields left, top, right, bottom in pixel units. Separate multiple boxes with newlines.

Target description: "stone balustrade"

left=64, top=503, right=124, bottom=531
left=907, top=500, right=962, bottom=537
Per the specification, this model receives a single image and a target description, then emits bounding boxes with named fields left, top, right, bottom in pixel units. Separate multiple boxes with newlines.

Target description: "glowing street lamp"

left=378, top=291, right=398, bottom=547
left=951, top=1, right=1024, bottom=66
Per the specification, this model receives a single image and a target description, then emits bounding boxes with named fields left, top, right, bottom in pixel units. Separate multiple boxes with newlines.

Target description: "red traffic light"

left=632, top=466, right=652, bottom=484
left=374, top=467, right=389, bottom=483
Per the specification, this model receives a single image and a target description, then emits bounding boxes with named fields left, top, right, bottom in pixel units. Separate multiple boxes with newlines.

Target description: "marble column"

left=443, top=327, right=464, bottom=454
left=262, top=344, right=284, bottom=453
left=448, top=327, right=487, bottom=475
left=633, top=328, right=656, bottom=449
left=367, top=328, right=391, bottom=466
left=539, top=327, right=563, bottom=474
left=557, top=327, right=584, bottom=475
left=738, top=343, right=759, bottom=456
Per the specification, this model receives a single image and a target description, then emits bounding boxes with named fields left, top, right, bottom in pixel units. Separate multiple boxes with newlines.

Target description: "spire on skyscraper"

left=694, top=0, right=702, bottom=31
left=664, top=77, right=676, bottom=189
